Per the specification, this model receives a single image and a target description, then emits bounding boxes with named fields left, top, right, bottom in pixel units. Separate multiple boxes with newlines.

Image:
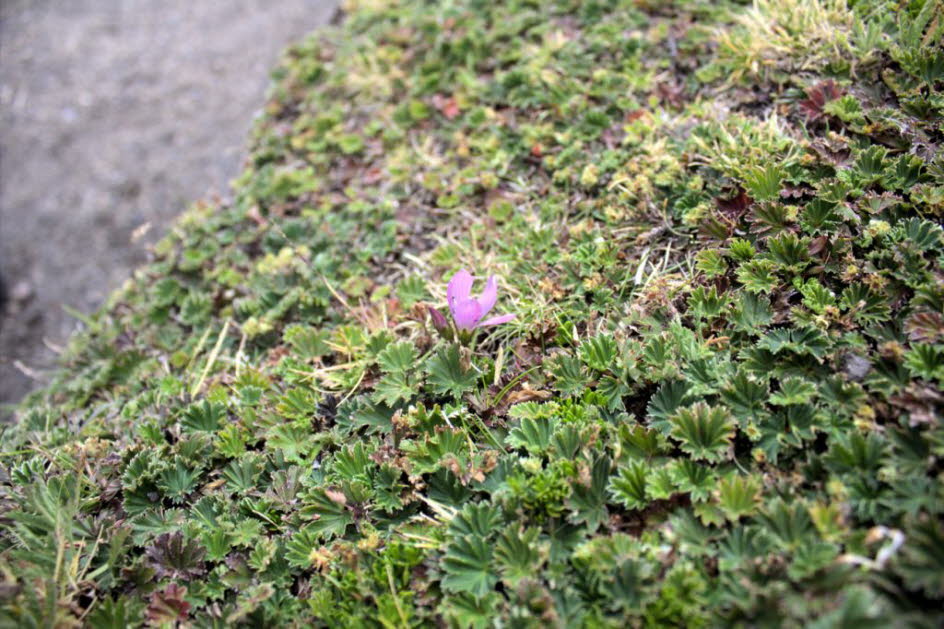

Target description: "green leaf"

left=215, top=423, right=247, bottom=458
left=129, top=509, right=185, bottom=545
left=823, top=94, right=864, bottom=124
left=695, top=249, right=727, bottom=278
left=180, top=400, right=226, bottom=433
left=852, top=145, right=889, bottom=187
left=330, top=442, right=374, bottom=482
left=826, top=432, right=885, bottom=474
left=619, top=424, right=666, bottom=459
left=180, top=292, right=212, bottom=326
left=579, top=334, right=618, bottom=372
left=299, top=489, right=353, bottom=539
left=670, top=459, right=716, bottom=503
left=840, top=284, right=890, bottom=325
left=757, top=498, right=814, bottom=550
left=200, top=528, right=231, bottom=562
left=449, top=502, right=502, bottom=538
left=800, top=199, right=842, bottom=233
left=122, top=450, right=166, bottom=492
left=265, top=422, right=316, bottom=463
left=396, top=274, right=430, bottom=308
left=550, top=353, right=588, bottom=397
left=567, top=455, right=611, bottom=531
left=221, top=455, right=263, bottom=495
left=900, top=217, right=942, bottom=251
left=717, top=526, right=769, bottom=571
left=731, top=292, right=773, bottom=333
left=605, top=559, right=654, bottom=610
left=756, top=326, right=831, bottom=360
left=896, top=515, right=944, bottom=597
left=403, top=428, right=469, bottom=475
left=807, top=586, right=887, bottom=629
left=716, top=474, right=761, bottom=521
left=609, top=461, right=649, bottom=510
left=688, top=285, right=730, bottom=321
left=86, top=597, right=142, bottom=629
left=158, top=459, right=202, bottom=504
left=373, top=370, right=419, bottom=405
left=506, top=416, right=557, bottom=455
left=441, top=592, right=502, bottom=629
left=720, top=371, right=768, bottom=418
left=669, top=403, right=735, bottom=462
left=647, top=380, right=694, bottom=435
left=684, top=357, right=733, bottom=396
left=646, top=466, right=676, bottom=501
left=550, top=424, right=584, bottom=460
left=230, top=518, right=265, bottom=548
left=336, top=396, right=397, bottom=435
left=370, top=464, right=407, bottom=513
left=766, top=233, right=810, bottom=271
left=670, top=509, right=715, bottom=555
left=797, top=278, right=835, bottom=314
left=742, top=164, right=784, bottom=202
left=377, top=341, right=419, bottom=374
left=494, top=527, right=541, bottom=583
left=736, top=259, right=779, bottom=294
left=728, top=238, right=756, bottom=261
left=285, top=527, right=321, bottom=569
left=904, top=343, right=944, bottom=381
left=283, top=325, right=331, bottom=360
left=426, top=345, right=478, bottom=399
left=788, top=540, right=839, bottom=580
left=441, top=535, right=497, bottom=597
left=769, top=377, right=817, bottom=406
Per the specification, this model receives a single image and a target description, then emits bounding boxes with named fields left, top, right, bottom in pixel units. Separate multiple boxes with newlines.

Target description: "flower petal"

left=427, top=305, right=449, bottom=333
left=452, top=299, right=482, bottom=330
left=447, top=269, right=474, bottom=307
left=478, top=313, right=515, bottom=327
left=477, top=275, right=498, bottom=316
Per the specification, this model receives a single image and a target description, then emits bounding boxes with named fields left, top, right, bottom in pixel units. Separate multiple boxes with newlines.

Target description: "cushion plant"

left=2, top=0, right=943, bottom=626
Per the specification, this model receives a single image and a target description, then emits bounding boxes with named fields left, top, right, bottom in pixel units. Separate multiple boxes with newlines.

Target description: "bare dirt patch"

left=0, top=0, right=336, bottom=409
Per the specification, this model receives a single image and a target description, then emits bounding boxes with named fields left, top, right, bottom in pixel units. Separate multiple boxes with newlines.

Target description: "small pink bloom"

left=427, top=305, right=450, bottom=334
left=446, top=269, right=515, bottom=331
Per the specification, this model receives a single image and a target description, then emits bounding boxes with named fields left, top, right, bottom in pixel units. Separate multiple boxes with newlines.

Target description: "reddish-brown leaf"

left=798, top=80, right=843, bottom=120
left=146, top=584, right=190, bottom=627
left=905, top=311, right=944, bottom=342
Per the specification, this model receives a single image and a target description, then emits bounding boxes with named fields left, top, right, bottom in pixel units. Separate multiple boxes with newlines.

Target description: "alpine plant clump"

left=2, top=0, right=944, bottom=626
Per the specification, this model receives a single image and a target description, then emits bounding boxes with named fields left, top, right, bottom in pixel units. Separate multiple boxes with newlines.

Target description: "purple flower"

left=427, top=304, right=450, bottom=335
left=446, top=269, right=515, bottom=331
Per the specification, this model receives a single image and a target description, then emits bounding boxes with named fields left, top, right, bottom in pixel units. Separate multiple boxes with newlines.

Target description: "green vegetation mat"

left=3, top=0, right=944, bottom=626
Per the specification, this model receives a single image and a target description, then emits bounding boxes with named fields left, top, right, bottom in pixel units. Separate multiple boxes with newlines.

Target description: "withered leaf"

left=145, top=532, right=206, bottom=580
left=146, top=584, right=190, bottom=627
left=905, top=311, right=944, bottom=342
left=324, top=489, right=347, bottom=506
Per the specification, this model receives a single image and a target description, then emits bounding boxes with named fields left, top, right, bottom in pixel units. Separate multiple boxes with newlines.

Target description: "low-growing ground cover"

left=2, top=0, right=943, bottom=625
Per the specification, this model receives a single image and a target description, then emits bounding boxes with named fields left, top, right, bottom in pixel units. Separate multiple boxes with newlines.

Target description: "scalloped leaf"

left=426, top=345, right=478, bottom=399
left=299, top=489, right=354, bottom=539
left=716, top=474, right=761, bottom=521
left=441, top=535, right=497, bottom=597
left=181, top=400, right=226, bottom=433
left=506, top=416, right=557, bottom=455
left=669, top=403, right=735, bottom=462
left=609, top=461, right=649, bottom=511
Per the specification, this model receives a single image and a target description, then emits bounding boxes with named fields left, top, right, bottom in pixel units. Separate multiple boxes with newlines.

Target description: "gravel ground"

left=0, top=0, right=337, bottom=411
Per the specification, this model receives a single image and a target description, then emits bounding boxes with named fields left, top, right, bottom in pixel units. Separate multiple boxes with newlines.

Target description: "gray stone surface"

left=0, top=0, right=337, bottom=409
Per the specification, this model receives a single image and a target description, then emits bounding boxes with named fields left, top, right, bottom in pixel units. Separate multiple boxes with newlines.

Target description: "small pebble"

left=11, top=280, right=33, bottom=303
